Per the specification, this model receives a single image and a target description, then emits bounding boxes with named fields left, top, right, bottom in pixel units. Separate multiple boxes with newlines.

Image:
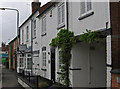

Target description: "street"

left=2, top=65, right=24, bottom=89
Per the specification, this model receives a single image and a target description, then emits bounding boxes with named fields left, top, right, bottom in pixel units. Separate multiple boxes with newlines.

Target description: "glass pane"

left=81, top=1, right=85, bottom=14
left=87, top=0, right=92, bottom=11
left=62, top=4, right=65, bottom=23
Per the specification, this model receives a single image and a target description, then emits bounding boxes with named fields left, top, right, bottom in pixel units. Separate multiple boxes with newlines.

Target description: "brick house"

left=8, top=37, right=18, bottom=70
left=110, top=1, right=120, bottom=88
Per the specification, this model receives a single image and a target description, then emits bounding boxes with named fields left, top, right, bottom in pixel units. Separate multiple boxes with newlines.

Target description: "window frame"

left=26, top=26, right=29, bottom=42
left=58, top=3, right=65, bottom=28
left=42, top=16, right=46, bottom=36
left=22, top=29, right=24, bottom=44
left=80, top=0, right=93, bottom=16
left=33, top=20, right=36, bottom=38
left=42, top=47, right=46, bottom=67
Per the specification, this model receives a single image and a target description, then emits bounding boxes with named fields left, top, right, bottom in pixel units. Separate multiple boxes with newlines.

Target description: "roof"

left=37, top=2, right=56, bottom=18
left=19, top=2, right=53, bottom=29
left=8, top=37, right=17, bottom=45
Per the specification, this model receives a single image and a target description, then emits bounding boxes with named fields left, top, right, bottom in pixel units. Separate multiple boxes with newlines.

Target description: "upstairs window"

left=80, top=0, right=92, bottom=15
left=42, top=16, right=46, bottom=35
left=33, top=20, right=36, bottom=38
left=26, top=26, right=29, bottom=42
left=22, top=30, right=24, bottom=44
left=34, top=20, right=36, bottom=29
left=58, top=3, right=65, bottom=26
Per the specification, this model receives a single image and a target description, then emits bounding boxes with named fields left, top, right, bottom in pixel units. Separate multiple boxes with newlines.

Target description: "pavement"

left=2, top=65, right=24, bottom=89
left=0, top=64, right=2, bottom=88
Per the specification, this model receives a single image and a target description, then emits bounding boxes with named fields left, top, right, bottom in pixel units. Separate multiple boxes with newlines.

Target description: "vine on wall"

left=79, top=29, right=105, bottom=44
left=50, top=29, right=104, bottom=87
left=50, top=29, right=76, bottom=86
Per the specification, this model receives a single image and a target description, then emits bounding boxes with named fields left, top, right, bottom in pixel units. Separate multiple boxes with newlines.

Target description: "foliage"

left=50, top=29, right=76, bottom=87
left=38, top=82, right=50, bottom=88
left=79, top=29, right=104, bottom=44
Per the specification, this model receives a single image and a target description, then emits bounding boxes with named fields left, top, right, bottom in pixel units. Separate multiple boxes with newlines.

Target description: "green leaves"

left=79, top=29, right=104, bottom=44
left=49, top=29, right=76, bottom=86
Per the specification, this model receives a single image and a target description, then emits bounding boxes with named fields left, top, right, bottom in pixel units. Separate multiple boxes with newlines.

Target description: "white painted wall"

left=68, top=1, right=111, bottom=35
left=18, top=11, right=40, bottom=74
left=37, top=2, right=67, bottom=80
left=71, top=42, right=106, bottom=87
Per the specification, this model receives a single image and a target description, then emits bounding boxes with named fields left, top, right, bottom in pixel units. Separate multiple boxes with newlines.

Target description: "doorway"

left=51, top=47, right=55, bottom=82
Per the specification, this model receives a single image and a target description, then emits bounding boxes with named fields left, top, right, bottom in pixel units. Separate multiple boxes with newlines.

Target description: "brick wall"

left=111, top=2, right=120, bottom=69
left=112, top=74, right=120, bottom=89
left=110, top=1, right=120, bottom=88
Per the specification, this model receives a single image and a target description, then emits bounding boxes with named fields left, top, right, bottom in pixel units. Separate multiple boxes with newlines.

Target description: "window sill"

left=69, top=68, right=81, bottom=70
left=41, top=68, right=47, bottom=71
left=78, top=11, right=94, bottom=20
left=26, top=40, right=29, bottom=42
left=33, top=37, right=36, bottom=39
left=41, top=33, right=47, bottom=37
left=57, top=24, right=65, bottom=30
left=57, top=71, right=65, bottom=75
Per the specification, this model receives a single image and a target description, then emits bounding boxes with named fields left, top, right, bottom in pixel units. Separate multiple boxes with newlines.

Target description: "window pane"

left=42, top=17, right=46, bottom=34
left=81, top=1, right=85, bottom=14
left=58, top=7, right=61, bottom=25
left=62, top=5, right=65, bottom=23
left=22, top=30, right=24, bottom=43
left=87, top=0, right=92, bottom=11
left=34, top=20, right=36, bottom=29
left=26, top=26, right=29, bottom=41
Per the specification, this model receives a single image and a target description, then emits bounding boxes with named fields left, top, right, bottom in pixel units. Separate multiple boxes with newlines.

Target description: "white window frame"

left=33, top=20, right=36, bottom=38
left=19, top=54, right=24, bottom=68
left=58, top=48, right=64, bottom=72
left=42, top=47, right=46, bottom=67
left=26, top=26, right=29, bottom=42
left=80, top=0, right=92, bottom=16
left=58, top=3, right=65, bottom=27
left=22, top=29, right=24, bottom=44
left=27, top=54, right=32, bottom=69
left=42, top=16, right=46, bottom=35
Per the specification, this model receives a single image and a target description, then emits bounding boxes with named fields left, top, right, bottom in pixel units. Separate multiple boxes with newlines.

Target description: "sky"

left=0, top=0, right=50, bottom=45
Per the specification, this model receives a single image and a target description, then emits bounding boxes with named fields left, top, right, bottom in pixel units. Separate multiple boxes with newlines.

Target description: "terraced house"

left=17, top=0, right=120, bottom=88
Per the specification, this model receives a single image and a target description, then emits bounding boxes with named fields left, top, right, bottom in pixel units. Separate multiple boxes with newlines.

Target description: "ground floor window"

left=27, top=54, right=32, bottom=69
left=19, top=55, right=24, bottom=67
left=42, top=47, right=46, bottom=67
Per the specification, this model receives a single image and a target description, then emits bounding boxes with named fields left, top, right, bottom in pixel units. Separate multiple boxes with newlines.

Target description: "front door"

left=51, top=47, right=55, bottom=82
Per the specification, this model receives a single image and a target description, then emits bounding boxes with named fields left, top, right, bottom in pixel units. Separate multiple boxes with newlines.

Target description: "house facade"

left=36, top=1, right=111, bottom=87
left=17, top=0, right=120, bottom=88
left=8, top=37, right=18, bottom=70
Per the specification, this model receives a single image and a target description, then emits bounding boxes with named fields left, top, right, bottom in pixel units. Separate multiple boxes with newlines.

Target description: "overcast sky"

left=0, top=0, right=50, bottom=45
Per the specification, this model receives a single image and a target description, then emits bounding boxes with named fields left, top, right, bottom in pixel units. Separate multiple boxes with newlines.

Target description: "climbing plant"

left=50, top=29, right=104, bottom=87
left=79, top=29, right=105, bottom=44
left=49, top=29, right=76, bottom=87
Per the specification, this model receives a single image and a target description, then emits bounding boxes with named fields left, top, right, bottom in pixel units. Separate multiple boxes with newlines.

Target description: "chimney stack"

left=32, top=0, right=41, bottom=13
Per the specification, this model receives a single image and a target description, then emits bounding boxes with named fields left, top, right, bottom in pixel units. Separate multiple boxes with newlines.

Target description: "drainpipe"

left=88, top=45, right=91, bottom=84
left=31, top=18, right=33, bottom=75
left=66, top=0, right=69, bottom=32
left=66, top=0, right=69, bottom=87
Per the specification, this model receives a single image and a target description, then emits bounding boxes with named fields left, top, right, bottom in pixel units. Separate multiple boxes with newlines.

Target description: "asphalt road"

left=2, top=65, right=24, bottom=89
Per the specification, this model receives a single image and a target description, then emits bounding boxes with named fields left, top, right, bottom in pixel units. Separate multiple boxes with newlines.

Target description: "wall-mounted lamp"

left=50, top=10, right=52, bottom=17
